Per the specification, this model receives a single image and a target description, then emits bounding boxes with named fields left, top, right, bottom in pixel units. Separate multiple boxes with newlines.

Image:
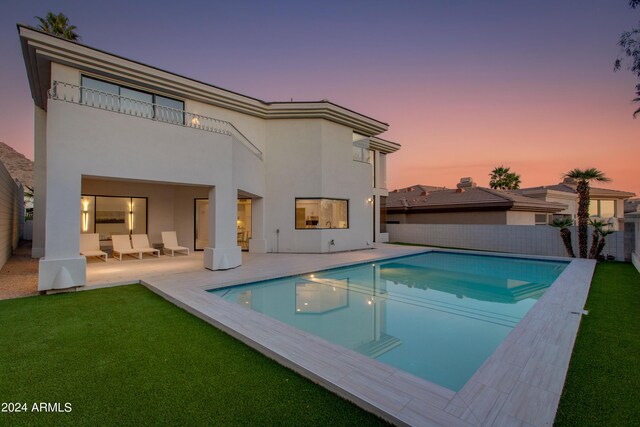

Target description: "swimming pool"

left=209, top=251, right=568, bottom=391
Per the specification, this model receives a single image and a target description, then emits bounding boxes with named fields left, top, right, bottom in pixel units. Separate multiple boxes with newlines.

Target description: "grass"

left=554, top=262, right=640, bottom=426
left=0, top=285, right=386, bottom=426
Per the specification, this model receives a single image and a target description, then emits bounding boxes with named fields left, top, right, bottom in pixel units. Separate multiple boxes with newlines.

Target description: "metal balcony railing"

left=47, top=81, right=263, bottom=159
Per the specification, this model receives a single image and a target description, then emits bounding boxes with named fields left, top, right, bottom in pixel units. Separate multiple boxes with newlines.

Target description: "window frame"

left=294, top=198, right=350, bottom=230
left=80, top=194, right=149, bottom=240
left=589, top=199, right=617, bottom=218
left=80, top=75, right=185, bottom=124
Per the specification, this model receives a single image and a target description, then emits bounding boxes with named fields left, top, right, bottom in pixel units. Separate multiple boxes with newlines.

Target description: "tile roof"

left=387, top=185, right=567, bottom=212
left=519, top=183, right=635, bottom=198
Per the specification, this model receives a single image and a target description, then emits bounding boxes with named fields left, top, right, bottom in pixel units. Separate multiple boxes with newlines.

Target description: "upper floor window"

left=81, top=76, right=184, bottom=124
left=378, top=153, right=387, bottom=189
left=352, top=133, right=372, bottom=163
left=589, top=199, right=616, bottom=218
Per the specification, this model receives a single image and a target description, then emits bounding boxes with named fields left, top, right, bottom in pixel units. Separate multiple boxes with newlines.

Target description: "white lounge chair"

left=111, top=234, right=142, bottom=261
left=80, top=233, right=108, bottom=262
left=131, top=234, right=160, bottom=257
left=161, top=231, right=190, bottom=256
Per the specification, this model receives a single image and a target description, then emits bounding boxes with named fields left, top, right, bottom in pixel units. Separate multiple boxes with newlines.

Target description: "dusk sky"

left=1, top=0, right=638, bottom=194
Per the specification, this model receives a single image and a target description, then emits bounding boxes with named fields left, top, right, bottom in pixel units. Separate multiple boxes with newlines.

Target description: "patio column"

left=38, top=169, right=86, bottom=291
left=249, top=197, right=267, bottom=253
left=204, top=185, right=242, bottom=270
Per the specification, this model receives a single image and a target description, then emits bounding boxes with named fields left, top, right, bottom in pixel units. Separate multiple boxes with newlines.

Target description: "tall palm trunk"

left=588, top=227, right=600, bottom=259
left=560, top=228, right=576, bottom=258
left=576, top=181, right=590, bottom=258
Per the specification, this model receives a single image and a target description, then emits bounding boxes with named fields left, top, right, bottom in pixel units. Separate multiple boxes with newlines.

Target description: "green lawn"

left=2, top=263, right=637, bottom=426
left=0, top=285, right=386, bottom=426
left=554, top=262, right=640, bottom=426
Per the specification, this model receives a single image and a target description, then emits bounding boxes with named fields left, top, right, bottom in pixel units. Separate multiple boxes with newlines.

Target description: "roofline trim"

left=18, top=24, right=389, bottom=135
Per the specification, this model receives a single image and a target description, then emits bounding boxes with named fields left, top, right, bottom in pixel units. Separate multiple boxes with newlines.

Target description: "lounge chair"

left=111, top=234, right=142, bottom=261
left=80, top=233, right=108, bottom=261
left=131, top=234, right=160, bottom=257
left=161, top=231, right=190, bottom=256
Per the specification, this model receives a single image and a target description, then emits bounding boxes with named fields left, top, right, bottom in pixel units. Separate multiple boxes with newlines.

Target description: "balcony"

left=48, top=81, right=263, bottom=159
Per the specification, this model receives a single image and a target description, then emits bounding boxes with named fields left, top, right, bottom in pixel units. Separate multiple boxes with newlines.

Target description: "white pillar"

left=204, top=185, right=242, bottom=270
left=32, top=105, right=47, bottom=258
left=38, top=169, right=86, bottom=291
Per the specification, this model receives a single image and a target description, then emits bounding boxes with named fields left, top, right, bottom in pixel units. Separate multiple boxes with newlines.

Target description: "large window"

left=589, top=199, right=616, bottom=218
left=295, top=199, right=348, bottom=229
left=379, top=196, right=387, bottom=233
left=378, top=153, right=387, bottom=189
left=81, top=76, right=184, bottom=124
left=80, top=195, right=147, bottom=240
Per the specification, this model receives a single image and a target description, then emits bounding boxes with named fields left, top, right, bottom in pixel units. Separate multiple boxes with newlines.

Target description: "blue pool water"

left=209, top=251, right=568, bottom=391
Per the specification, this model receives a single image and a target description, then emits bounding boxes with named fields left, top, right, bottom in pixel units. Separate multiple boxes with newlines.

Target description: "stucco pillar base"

left=38, top=256, right=86, bottom=291
left=248, top=238, right=267, bottom=253
left=204, top=246, right=242, bottom=270
left=32, top=247, right=45, bottom=258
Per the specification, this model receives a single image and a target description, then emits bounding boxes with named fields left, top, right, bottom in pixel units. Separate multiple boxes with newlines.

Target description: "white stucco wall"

left=36, top=61, right=389, bottom=288
left=263, top=119, right=373, bottom=253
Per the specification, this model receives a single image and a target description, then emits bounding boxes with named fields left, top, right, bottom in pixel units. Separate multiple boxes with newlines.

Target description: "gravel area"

left=0, top=241, right=39, bottom=300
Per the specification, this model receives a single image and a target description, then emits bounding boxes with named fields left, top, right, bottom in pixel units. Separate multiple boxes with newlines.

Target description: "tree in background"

left=614, top=0, right=640, bottom=117
left=489, top=166, right=521, bottom=190
left=563, top=168, right=610, bottom=258
left=550, top=217, right=576, bottom=258
left=35, top=12, right=80, bottom=41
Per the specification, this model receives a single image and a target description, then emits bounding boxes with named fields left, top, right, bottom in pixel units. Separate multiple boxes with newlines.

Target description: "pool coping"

left=142, top=247, right=595, bottom=426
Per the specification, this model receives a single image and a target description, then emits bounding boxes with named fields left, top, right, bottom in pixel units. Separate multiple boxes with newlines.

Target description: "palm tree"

left=551, top=217, right=576, bottom=258
left=35, top=12, right=80, bottom=41
left=563, top=168, right=610, bottom=258
left=595, top=228, right=615, bottom=260
left=489, top=166, right=521, bottom=190
left=588, top=219, right=608, bottom=259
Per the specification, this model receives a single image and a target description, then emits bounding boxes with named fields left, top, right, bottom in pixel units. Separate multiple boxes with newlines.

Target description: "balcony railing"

left=48, top=81, right=263, bottom=159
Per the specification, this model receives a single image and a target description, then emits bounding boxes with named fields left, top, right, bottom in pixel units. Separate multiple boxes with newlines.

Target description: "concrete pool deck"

left=91, top=244, right=596, bottom=426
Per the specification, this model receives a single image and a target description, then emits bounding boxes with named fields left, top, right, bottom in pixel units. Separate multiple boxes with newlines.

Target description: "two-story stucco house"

left=18, top=25, right=399, bottom=291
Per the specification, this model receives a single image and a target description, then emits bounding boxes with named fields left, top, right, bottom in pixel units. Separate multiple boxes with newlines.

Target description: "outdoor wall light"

left=191, top=117, right=200, bottom=126
left=367, top=197, right=373, bottom=203
left=129, top=201, right=134, bottom=232
left=81, top=198, right=89, bottom=232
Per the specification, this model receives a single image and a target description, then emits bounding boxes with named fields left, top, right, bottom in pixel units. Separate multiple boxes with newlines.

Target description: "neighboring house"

left=387, top=178, right=567, bottom=225
left=625, top=198, right=640, bottom=214
left=18, top=25, right=399, bottom=291
left=518, top=178, right=636, bottom=230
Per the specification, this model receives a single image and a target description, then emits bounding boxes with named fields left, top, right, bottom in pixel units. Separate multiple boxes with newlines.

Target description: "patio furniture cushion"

left=111, top=234, right=142, bottom=261
left=131, top=234, right=160, bottom=257
left=161, top=231, right=190, bottom=256
left=80, top=233, right=108, bottom=261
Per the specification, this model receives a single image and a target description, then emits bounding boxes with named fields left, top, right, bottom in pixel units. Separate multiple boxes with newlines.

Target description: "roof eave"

left=17, top=24, right=389, bottom=135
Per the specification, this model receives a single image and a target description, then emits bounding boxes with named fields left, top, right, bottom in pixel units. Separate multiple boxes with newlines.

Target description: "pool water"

left=209, top=251, right=567, bottom=391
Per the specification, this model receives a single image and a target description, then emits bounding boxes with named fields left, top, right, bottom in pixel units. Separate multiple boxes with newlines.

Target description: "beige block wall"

left=0, top=160, right=24, bottom=269
left=388, top=211, right=508, bottom=225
